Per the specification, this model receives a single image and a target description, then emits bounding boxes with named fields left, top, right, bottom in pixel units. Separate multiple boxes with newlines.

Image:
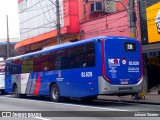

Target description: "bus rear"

left=99, top=37, right=143, bottom=96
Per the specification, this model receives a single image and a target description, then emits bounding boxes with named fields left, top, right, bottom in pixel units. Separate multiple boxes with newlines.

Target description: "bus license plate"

left=119, top=87, right=132, bottom=91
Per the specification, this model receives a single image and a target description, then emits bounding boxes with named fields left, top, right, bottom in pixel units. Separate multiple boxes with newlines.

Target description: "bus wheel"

left=50, top=84, right=60, bottom=102
left=13, top=85, right=20, bottom=98
left=1, top=90, right=6, bottom=95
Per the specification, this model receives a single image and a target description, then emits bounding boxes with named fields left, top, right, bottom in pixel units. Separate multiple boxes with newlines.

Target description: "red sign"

left=18, top=0, right=23, bottom=4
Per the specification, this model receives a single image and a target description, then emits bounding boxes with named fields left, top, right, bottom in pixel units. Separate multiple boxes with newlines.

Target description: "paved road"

left=0, top=95, right=159, bottom=120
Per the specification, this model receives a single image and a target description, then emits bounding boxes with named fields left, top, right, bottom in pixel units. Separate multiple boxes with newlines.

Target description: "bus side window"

left=73, top=56, right=80, bottom=68
left=69, top=44, right=86, bottom=69
left=46, top=53, right=56, bottom=71
left=7, top=64, right=14, bottom=75
left=86, top=53, right=95, bottom=67
left=85, top=42, right=95, bottom=67
left=55, top=56, right=61, bottom=70
left=9, top=65, right=20, bottom=74
left=5, top=64, right=11, bottom=75
left=79, top=54, right=87, bottom=67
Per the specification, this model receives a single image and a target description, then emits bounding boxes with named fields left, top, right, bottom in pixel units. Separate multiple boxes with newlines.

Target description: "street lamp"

left=6, top=15, right=10, bottom=58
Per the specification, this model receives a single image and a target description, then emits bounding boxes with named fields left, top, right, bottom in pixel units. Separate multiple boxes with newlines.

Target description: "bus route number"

left=81, top=72, right=92, bottom=77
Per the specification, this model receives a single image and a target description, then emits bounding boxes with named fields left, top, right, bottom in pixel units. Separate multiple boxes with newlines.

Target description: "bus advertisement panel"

left=5, top=36, right=143, bottom=102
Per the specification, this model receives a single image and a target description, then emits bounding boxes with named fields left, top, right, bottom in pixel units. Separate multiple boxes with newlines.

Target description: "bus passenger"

left=79, top=54, right=86, bottom=67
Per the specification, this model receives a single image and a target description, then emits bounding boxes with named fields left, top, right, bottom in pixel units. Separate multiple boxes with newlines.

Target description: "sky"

left=0, top=0, right=20, bottom=38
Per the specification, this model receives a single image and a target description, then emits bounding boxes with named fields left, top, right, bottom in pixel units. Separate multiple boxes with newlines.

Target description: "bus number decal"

left=81, top=72, right=92, bottom=77
left=129, top=61, right=139, bottom=65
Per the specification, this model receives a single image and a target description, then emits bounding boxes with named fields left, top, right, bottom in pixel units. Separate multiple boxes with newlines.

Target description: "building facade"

left=139, top=0, right=160, bottom=90
left=16, top=0, right=141, bottom=54
left=78, top=0, right=141, bottom=40
left=16, top=0, right=79, bottom=54
left=0, top=38, right=20, bottom=59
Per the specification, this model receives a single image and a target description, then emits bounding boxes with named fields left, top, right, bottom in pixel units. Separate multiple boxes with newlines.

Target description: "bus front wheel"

left=50, top=84, right=60, bottom=102
left=13, top=85, right=20, bottom=98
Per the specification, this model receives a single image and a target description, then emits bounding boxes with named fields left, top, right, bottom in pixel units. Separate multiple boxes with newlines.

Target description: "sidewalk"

left=98, top=91, right=160, bottom=105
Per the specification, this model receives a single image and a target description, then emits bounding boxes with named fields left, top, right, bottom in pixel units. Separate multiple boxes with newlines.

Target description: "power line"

left=84, top=24, right=128, bottom=34
left=38, top=0, right=56, bottom=24
left=80, top=14, right=128, bottom=28
left=19, top=0, right=44, bottom=13
left=19, top=3, right=53, bottom=13
left=82, top=27, right=129, bottom=35
left=20, top=22, right=56, bottom=34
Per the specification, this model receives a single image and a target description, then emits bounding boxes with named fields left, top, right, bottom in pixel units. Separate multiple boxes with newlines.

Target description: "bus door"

left=5, top=63, right=22, bottom=93
left=104, top=38, right=142, bottom=85
left=5, top=63, right=12, bottom=92
left=0, top=72, right=5, bottom=91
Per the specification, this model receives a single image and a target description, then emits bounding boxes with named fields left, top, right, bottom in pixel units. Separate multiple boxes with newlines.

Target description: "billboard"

left=146, top=2, right=160, bottom=43
left=139, top=0, right=160, bottom=44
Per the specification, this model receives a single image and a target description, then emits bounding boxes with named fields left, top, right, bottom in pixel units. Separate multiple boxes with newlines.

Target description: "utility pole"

left=84, top=0, right=87, bottom=22
left=136, top=0, right=142, bottom=40
left=112, top=0, right=137, bottom=38
left=6, top=15, right=10, bottom=58
left=128, top=0, right=137, bottom=38
left=49, top=0, right=61, bottom=44
left=56, top=0, right=61, bottom=44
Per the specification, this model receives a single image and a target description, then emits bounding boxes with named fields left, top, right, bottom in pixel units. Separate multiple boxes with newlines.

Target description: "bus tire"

left=1, top=90, right=6, bottom=95
left=13, top=85, right=20, bottom=98
left=50, top=84, right=60, bottom=102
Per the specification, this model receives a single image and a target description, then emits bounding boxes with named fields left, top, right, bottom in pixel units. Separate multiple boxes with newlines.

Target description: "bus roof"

left=6, top=36, right=138, bottom=61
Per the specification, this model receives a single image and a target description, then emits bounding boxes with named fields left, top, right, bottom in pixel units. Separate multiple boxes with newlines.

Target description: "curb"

left=98, top=98, right=160, bottom=105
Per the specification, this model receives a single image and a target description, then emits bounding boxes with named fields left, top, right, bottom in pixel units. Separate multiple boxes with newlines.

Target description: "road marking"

left=0, top=95, right=129, bottom=111
left=3, top=95, right=11, bottom=96
left=34, top=117, right=51, bottom=120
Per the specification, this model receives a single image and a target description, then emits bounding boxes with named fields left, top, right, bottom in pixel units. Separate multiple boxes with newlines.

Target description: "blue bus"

left=5, top=36, right=143, bottom=102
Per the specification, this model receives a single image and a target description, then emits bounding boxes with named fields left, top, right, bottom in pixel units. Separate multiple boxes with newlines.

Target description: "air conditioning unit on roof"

left=91, top=2, right=103, bottom=13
